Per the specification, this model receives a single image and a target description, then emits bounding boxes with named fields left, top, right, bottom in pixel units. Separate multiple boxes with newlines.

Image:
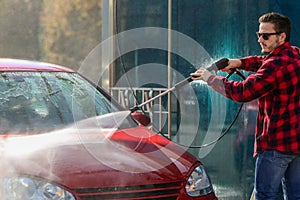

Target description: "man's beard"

left=260, top=40, right=281, bottom=54
left=261, top=48, right=271, bottom=54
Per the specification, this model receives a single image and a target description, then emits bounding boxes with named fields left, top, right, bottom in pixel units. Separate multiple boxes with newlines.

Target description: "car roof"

left=0, top=58, right=75, bottom=72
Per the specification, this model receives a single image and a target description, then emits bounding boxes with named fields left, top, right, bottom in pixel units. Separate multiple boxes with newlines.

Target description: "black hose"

left=113, top=0, right=246, bottom=148
left=160, top=69, right=247, bottom=149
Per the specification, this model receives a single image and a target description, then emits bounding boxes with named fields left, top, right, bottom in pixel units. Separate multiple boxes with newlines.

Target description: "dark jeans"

left=254, top=150, right=300, bottom=200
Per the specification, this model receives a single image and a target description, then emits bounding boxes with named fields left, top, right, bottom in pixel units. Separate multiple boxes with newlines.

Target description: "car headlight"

left=185, top=165, right=213, bottom=197
left=2, top=176, right=75, bottom=200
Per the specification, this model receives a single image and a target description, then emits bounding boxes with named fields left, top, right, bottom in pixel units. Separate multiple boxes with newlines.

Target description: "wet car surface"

left=0, top=59, right=217, bottom=200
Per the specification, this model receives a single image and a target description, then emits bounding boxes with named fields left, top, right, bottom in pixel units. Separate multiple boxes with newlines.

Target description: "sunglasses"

left=256, top=32, right=282, bottom=40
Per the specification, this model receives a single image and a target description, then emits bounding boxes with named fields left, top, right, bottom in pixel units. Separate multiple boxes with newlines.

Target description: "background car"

left=0, top=58, right=217, bottom=200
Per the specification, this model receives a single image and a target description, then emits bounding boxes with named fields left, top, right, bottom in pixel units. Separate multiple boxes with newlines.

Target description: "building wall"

left=113, top=1, right=300, bottom=199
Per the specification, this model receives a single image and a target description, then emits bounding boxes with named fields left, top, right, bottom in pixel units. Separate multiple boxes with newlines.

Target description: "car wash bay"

left=105, top=1, right=300, bottom=199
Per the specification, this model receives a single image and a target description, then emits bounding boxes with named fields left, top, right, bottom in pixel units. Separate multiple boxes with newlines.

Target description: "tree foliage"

left=41, top=0, right=102, bottom=69
left=0, top=0, right=102, bottom=70
left=0, top=0, right=42, bottom=60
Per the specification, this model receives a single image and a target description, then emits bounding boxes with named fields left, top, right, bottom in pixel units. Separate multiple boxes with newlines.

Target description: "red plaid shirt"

left=207, top=42, right=300, bottom=155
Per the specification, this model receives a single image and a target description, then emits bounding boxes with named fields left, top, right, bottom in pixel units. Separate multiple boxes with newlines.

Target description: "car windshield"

left=0, top=71, right=136, bottom=134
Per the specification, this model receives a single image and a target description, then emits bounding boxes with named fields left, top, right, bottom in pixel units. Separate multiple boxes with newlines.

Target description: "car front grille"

left=74, top=182, right=182, bottom=200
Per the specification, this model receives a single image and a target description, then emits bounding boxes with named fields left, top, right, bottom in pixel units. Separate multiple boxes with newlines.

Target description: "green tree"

left=41, top=0, right=102, bottom=69
left=0, top=0, right=42, bottom=60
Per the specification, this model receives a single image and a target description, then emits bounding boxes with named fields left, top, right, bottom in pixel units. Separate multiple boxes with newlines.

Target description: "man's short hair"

left=259, top=12, right=291, bottom=42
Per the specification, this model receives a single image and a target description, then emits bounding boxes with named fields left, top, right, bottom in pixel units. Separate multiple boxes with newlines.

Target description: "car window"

left=0, top=71, right=136, bottom=134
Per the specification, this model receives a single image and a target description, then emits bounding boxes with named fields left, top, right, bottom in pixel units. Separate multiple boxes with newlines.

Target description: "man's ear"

left=279, top=32, right=287, bottom=43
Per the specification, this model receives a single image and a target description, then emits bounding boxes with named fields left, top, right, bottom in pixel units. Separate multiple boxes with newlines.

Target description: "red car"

left=0, top=59, right=217, bottom=200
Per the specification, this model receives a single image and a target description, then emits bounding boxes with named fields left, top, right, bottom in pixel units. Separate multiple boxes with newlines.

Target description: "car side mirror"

left=131, top=111, right=151, bottom=126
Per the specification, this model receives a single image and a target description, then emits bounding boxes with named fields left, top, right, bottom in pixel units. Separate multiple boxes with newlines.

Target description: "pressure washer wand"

left=129, top=58, right=229, bottom=112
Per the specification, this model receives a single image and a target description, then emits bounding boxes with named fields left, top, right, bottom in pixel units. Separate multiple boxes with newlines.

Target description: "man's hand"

left=190, top=59, right=241, bottom=82
left=221, top=59, right=242, bottom=73
left=190, top=68, right=212, bottom=82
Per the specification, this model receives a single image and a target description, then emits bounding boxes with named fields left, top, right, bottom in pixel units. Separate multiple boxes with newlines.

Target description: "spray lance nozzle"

left=130, top=58, right=230, bottom=112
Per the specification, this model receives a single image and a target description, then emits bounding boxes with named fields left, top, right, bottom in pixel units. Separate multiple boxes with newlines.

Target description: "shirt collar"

left=270, top=42, right=290, bottom=55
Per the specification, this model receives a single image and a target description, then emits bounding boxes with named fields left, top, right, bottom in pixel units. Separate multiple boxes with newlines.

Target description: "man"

left=191, top=12, right=300, bottom=199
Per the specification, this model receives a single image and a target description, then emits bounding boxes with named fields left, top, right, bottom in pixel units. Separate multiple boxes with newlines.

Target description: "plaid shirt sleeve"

left=207, top=42, right=300, bottom=155
left=206, top=57, right=276, bottom=103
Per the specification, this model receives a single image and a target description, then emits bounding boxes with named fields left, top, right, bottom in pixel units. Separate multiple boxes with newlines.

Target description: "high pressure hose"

left=113, top=0, right=246, bottom=148
left=130, top=58, right=247, bottom=149
left=170, top=67, right=246, bottom=149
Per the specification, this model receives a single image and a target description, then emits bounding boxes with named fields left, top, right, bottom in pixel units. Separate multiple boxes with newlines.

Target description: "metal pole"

left=167, top=0, right=172, bottom=139
left=102, top=0, right=114, bottom=90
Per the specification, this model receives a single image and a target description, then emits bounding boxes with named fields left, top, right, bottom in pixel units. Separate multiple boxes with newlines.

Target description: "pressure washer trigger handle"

left=206, top=58, right=229, bottom=72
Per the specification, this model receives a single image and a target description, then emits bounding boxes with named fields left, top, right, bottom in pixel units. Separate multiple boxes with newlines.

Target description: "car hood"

left=0, top=114, right=197, bottom=189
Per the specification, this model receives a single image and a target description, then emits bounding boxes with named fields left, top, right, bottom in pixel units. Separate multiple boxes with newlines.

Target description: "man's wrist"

left=206, top=75, right=214, bottom=84
left=203, top=71, right=212, bottom=82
